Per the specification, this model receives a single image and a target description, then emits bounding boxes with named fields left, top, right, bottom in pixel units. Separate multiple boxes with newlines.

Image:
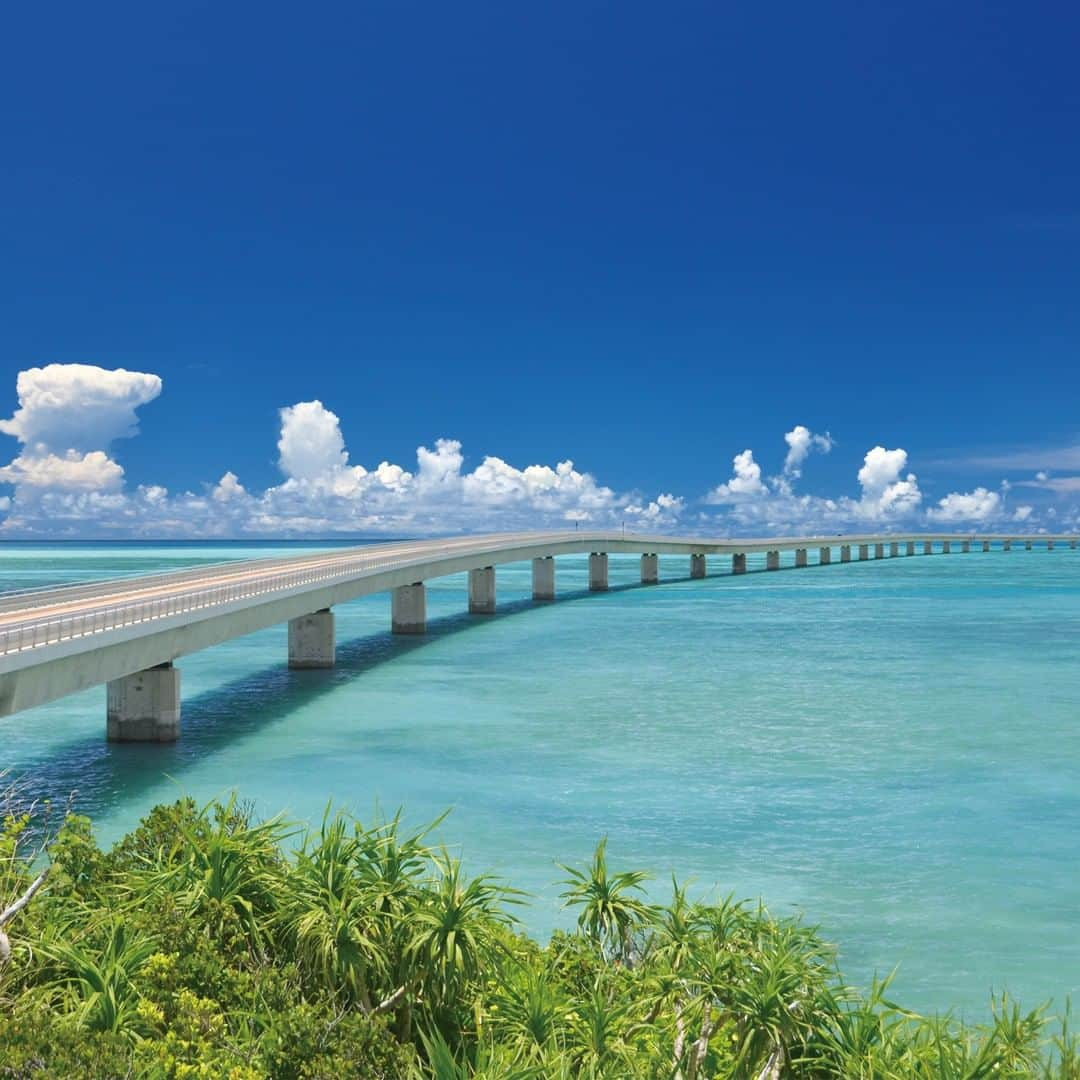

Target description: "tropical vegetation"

left=0, top=789, right=1076, bottom=1078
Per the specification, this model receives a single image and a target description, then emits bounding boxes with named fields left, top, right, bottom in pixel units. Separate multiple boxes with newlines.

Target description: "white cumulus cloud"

left=705, top=449, right=768, bottom=503
left=854, top=446, right=922, bottom=519
left=928, top=487, right=1003, bottom=523
left=212, top=471, right=246, bottom=503
left=0, top=365, right=683, bottom=536
left=782, top=425, right=833, bottom=478
left=0, top=363, right=161, bottom=452
left=0, top=366, right=1067, bottom=539
left=0, top=364, right=161, bottom=515
left=0, top=450, right=125, bottom=492
left=277, top=400, right=351, bottom=483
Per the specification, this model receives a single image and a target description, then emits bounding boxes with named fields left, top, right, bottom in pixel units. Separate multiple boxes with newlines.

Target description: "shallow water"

left=4, top=540, right=1079, bottom=1016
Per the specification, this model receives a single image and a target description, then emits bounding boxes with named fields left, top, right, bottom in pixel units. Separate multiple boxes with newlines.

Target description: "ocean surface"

left=3, top=540, right=1079, bottom=1017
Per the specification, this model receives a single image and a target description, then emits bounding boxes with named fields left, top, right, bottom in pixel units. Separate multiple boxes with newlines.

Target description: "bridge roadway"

left=0, top=530, right=1074, bottom=741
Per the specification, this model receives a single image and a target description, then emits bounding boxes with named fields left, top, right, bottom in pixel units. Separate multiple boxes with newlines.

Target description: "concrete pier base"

left=288, top=609, right=335, bottom=669
left=923, top=541, right=933, bottom=554
left=1004, top=540, right=1012, bottom=551
left=819, top=546, right=831, bottom=565
left=841, top=545, right=851, bottom=563
left=107, top=663, right=180, bottom=743
left=392, top=583, right=426, bottom=634
left=690, top=554, right=706, bottom=579
left=943, top=541, right=952, bottom=554
left=1048, top=540, right=1055, bottom=551
left=766, top=550, right=780, bottom=571
left=795, top=548, right=807, bottom=568
left=640, top=553, right=659, bottom=584
left=961, top=541, right=970, bottom=553
left=468, top=566, right=496, bottom=614
left=1072, top=540, right=1077, bottom=551
left=532, top=557, right=555, bottom=601
left=889, top=542, right=899, bottom=557
left=732, top=553, right=746, bottom=574
left=874, top=543, right=885, bottom=559
left=858, top=544, right=869, bottom=561
left=589, top=553, right=608, bottom=592
left=983, top=540, right=990, bottom=553
left=1026, top=540, right=1033, bottom=551
left=906, top=541, right=915, bottom=556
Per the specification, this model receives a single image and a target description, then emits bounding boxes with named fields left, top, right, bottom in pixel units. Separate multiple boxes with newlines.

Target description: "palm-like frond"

left=279, top=807, right=386, bottom=1006
left=406, top=855, right=521, bottom=1007
left=37, top=916, right=157, bottom=1036
left=557, top=838, right=653, bottom=963
left=131, top=794, right=291, bottom=945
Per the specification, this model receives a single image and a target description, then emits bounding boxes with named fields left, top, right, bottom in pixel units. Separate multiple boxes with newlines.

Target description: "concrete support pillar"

left=1072, top=539, right=1077, bottom=550
left=468, top=566, right=496, bottom=614
left=923, top=541, right=932, bottom=555
left=640, top=553, right=659, bottom=584
left=943, top=541, right=952, bottom=554
left=874, top=543, right=885, bottom=559
left=858, top=544, right=869, bottom=561
left=732, top=552, right=746, bottom=574
left=889, top=542, right=899, bottom=557
left=690, top=553, right=706, bottom=579
left=532, top=556, right=555, bottom=601
left=961, top=540, right=971, bottom=553
left=589, top=553, right=608, bottom=592
left=1048, top=540, right=1054, bottom=551
left=819, top=546, right=831, bottom=565
left=906, top=541, right=915, bottom=556
left=107, top=663, right=180, bottom=743
left=392, top=583, right=426, bottom=634
left=766, top=550, right=780, bottom=571
left=983, top=540, right=990, bottom=552
left=288, top=609, right=335, bottom=669
left=1004, top=540, right=1012, bottom=551
left=840, top=545, right=851, bottom=563
left=795, top=548, right=807, bottom=568
left=1026, top=540, right=1033, bottom=551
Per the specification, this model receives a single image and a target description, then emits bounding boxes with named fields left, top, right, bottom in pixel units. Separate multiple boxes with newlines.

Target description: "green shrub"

left=0, top=796, right=1075, bottom=1078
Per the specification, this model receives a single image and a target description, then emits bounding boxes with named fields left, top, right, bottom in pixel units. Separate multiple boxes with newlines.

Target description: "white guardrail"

left=0, top=531, right=1071, bottom=659
left=0, top=557, right=355, bottom=657
left=0, top=536, right=510, bottom=658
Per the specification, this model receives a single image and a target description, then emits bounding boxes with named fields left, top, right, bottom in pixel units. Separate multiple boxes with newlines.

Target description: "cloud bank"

left=0, top=365, right=1056, bottom=537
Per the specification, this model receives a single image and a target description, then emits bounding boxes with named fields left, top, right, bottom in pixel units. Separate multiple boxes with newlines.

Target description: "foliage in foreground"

left=0, top=794, right=1076, bottom=1078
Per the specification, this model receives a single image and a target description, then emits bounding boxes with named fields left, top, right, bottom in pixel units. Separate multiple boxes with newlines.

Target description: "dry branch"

left=0, top=867, right=50, bottom=965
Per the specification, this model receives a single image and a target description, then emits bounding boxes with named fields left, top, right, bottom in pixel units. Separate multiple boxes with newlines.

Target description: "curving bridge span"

left=0, top=529, right=1074, bottom=742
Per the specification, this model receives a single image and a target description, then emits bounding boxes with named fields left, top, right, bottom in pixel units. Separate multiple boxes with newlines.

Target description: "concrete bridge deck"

left=0, top=530, right=1073, bottom=740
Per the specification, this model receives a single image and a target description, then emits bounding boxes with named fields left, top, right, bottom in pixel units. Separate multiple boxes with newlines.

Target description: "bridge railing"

left=0, top=537, right=500, bottom=656
left=0, top=531, right=592, bottom=617
left=0, top=531, right=602, bottom=656
left=1, top=532, right=1067, bottom=658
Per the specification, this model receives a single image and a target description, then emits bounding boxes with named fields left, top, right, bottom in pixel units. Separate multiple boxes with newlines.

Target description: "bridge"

left=0, top=530, right=1074, bottom=742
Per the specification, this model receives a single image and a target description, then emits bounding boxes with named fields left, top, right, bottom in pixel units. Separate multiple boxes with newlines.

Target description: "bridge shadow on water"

left=15, top=578, right=698, bottom=822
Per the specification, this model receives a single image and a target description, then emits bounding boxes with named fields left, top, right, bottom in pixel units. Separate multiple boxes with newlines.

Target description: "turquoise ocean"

left=3, top=540, right=1078, bottom=1017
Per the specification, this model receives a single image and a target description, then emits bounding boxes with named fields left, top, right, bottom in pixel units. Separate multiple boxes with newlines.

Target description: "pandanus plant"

left=419, top=1028, right=564, bottom=1079
left=279, top=808, right=386, bottom=1010
left=405, top=855, right=522, bottom=1018
left=135, top=794, right=291, bottom=947
left=564, top=975, right=645, bottom=1076
left=557, top=838, right=653, bottom=966
left=356, top=808, right=443, bottom=1029
left=37, top=916, right=157, bottom=1036
left=486, top=966, right=571, bottom=1062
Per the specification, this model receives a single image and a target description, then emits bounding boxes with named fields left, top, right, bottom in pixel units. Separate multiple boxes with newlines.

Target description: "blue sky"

left=1, top=2, right=1078, bottom=536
